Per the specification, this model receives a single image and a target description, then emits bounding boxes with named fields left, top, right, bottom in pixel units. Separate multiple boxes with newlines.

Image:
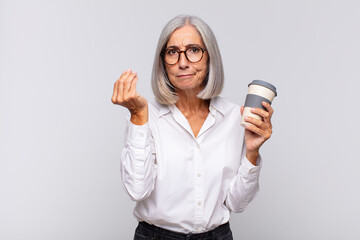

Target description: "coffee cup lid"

left=249, top=80, right=277, bottom=96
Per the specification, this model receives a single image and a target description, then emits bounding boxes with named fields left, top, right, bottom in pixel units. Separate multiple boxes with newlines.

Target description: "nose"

left=178, top=51, right=189, bottom=69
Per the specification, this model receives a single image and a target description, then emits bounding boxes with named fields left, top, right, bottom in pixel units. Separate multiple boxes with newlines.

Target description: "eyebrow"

left=166, top=44, right=203, bottom=49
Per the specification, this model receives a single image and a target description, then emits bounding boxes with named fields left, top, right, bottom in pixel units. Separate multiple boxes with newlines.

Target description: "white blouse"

left=120, top=96, right=262, bottom=234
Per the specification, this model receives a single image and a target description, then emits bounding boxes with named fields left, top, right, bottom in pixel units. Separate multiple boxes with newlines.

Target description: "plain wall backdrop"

left=1, top=0, right=360, bottom=239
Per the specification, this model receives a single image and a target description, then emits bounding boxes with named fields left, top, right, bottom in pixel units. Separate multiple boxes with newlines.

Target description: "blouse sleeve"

left=120, top=119, right=157, bottom=201
left=225, top=141, right=263, bottom=213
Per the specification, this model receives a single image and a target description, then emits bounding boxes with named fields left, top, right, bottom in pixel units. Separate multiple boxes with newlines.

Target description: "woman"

left=112, top=15, right=273, bottom=240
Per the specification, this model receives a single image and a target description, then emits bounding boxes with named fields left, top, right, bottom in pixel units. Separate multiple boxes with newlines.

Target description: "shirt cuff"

left=239, top=154, right=263, bottom=177
left=127, top=121, right=149, bottom=148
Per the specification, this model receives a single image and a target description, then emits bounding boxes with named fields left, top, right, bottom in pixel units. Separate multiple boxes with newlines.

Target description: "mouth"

left=177, top=74, right=195, bottom=78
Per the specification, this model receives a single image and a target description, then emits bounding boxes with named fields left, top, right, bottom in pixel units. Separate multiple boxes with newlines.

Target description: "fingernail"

left=244, top=116, right=249, bottom=121
left=127, top=68, right=131, bottom=72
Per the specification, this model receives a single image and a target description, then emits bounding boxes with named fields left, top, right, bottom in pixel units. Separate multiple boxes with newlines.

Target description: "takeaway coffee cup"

left=240, top=80, right=277, bottom=127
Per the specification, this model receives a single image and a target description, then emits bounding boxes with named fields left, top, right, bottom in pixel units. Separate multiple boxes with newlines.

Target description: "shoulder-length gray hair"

left=151, top=15, right=224, bottom=105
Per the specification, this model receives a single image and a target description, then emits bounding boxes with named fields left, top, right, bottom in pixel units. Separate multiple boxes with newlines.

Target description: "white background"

left=1, top=0, right=360, bottom=239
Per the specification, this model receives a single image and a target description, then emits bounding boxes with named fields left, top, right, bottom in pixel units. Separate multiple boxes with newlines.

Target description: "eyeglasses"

left=161, top=46, right=207, bottom=65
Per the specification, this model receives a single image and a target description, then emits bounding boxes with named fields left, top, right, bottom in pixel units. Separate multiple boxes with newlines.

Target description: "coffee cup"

left=241, top=80, right=277, bottom=127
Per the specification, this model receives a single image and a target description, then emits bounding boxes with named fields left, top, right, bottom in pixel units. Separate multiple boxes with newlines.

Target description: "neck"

left=175, top=89, right=209, bottom=117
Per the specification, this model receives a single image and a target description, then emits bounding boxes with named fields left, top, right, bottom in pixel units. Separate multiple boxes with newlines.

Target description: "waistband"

left=138, top=221, right=231, bottom=239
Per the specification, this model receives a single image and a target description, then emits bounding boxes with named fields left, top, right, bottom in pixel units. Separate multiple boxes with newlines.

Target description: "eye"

left=166, top=49, right=177, bottom=55
left=188, top=47, right=200, bottom=53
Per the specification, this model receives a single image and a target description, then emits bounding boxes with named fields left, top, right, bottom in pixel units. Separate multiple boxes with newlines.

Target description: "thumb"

left=240, top=106, right=244, bottom=116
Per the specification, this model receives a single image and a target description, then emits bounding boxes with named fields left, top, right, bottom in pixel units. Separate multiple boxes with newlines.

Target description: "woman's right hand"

left=111, top=68, right=148, bottom=125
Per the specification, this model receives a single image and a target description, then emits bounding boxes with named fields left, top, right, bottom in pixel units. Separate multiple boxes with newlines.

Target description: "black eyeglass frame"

left=161, top=46, right=207, bottom=65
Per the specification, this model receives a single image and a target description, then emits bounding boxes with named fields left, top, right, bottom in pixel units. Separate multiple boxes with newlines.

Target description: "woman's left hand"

left=240, top=102, right=274, bottom=164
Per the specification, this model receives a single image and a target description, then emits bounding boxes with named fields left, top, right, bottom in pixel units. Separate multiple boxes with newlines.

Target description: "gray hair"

left=151, top=15, right=224, bottom=105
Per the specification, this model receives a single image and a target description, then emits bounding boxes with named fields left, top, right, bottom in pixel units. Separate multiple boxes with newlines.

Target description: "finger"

left=120, top=68, right=132, bottom=82
left=112, top=69, right=127, bottom=103
left=251, top=107, right=270, bottom=120
left=112, top=80, right=119, bottom=103
left=245, top=122, right=264, bottom=137
left=244, top=116, right=264, bottom=129
left=128, top=75, right=139, bottom=95
left=124, top=72, right=137, bottom=94
left=117, top=76, right=125, bottom=103
left=240, top=106, right=244, bottom=116
left=120, top=68, right=133, bottom=93
left=246, top=123, right=271, bottom=141
left=262, top=101, right=274, bottom=117
left=260, top=102, right=274, bottom=125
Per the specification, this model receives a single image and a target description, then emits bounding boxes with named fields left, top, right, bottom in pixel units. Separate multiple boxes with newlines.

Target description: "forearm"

left=130, top=102, right=148, bottom=126
left=120, top=121, right=157, bottom=201
left=225, top=153, right=262, bottom=213
left=246, top=150, right=259, bottom=166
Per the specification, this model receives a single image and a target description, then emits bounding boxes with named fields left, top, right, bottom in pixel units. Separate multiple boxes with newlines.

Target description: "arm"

left=120, top=120, right=157, bottom=201
left=225, top=141, right=262, bottom=213
left=225, top=102, right=274, bottom=212
left=242, top=101, right=274, bottom=165
left=112, top=69, right=157, bottom=201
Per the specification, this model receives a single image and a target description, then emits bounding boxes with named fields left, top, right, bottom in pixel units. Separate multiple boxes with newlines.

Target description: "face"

left=164, top=25, right=208, bottom=93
